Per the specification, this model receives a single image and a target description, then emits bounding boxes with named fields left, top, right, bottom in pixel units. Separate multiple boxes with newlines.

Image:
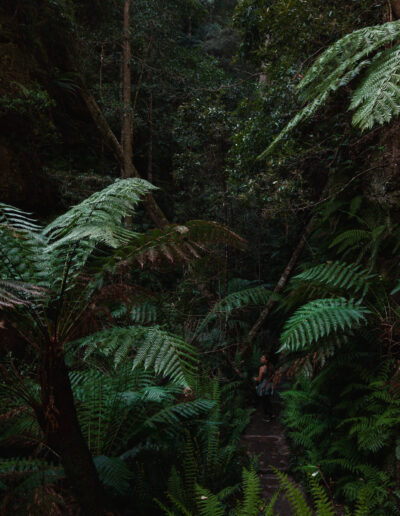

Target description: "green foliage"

left=261, top=19, right=400, bottom=156
left=293, top=262, right=373, bottom=297
left=93, top=455, right=133, bottom=494
left=280, top=298, right=370, bottom=352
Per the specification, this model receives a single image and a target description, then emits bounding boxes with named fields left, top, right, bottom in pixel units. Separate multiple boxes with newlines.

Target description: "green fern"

left=235, top=467, right=263, bottom=516
left=280, top=298, right=370, bottom=352
left=260, top=20, right=400, bottom=157
left=274, top=469, right=312, bottom=516
left=93, top=455, right=133, bottom=494
left=349, top=44, right=400, bottom=129
left=197, top=285, right=275, bottom=335
left=196, top=485, right=225, bottom=516
left=132, top=327, right=198, bottom=387
left=293, top=262, right=372, bottom=296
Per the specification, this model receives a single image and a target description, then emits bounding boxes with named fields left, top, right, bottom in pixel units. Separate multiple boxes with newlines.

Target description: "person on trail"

left=254, top=354, right=274, bottom=422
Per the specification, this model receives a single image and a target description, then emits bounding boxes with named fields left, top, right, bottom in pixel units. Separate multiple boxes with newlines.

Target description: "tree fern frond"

left=132, top=327, right=198, bottom=387
left=93, top=455, right=132, bottom=494
left=260, top=20, right=400, bottom=157
left=76, top=326, right=147, bottom=368
left=280, top=298, right=370, bottom=352
left=329, top=229, right=373, bottom=253
left=44, top=178, right=155, bottom=243
left=350, top=44, right=400, bottom=130
left=144, top=399, right=215, bottom=434
left=197, top=285, right=274, bottom=334
left=114, top=219, right=246, bottom=268
left=131, top=301, right=158, bottom=324
left=293, top=262, right=372, bottom=296
left=0, top=279, right=45, bottom=309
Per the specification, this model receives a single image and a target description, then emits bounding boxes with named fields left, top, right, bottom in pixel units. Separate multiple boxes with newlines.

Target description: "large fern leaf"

left=350, top=44, right=400, bottom=130
left=132, top=327, right=198, bottom=387
left=280, top=298, right=370, bottom=352
left=196, top=285, right=274, bottom=335
left=293, top=262, right=372, bottom=296
left=260, top=20, right=400, bottom=157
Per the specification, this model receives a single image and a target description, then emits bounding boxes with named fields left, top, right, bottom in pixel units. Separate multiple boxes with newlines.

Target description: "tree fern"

left=113, top=219, right=246, bottom=268
left=93, top=455, right=133, bottom=494
left=350, top=44, right=400, bottom=130
left=196, top=285, right=274, bottom=335
left=293, top=262, right=372, bottom=297
left=132, top=327, right=198, bottom=387
left=260, top=20, right=400, bottom=157
left=280, top=298, right=370, bottom=352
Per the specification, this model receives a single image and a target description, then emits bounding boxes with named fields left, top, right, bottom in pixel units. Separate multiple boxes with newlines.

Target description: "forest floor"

left=241, top=397, right=293, bottom=515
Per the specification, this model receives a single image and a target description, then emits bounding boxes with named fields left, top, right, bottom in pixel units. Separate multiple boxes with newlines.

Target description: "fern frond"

left=309, top=475, right=335, bottom=516
left=114, top=219, right=246, bottom=268
left=197, top=285, right=274, bottom=334
left=132, top=327, right=198, bottom=387
left=239, top=467, right=263, bottom=516
left=93, top=455, right=132, bottom=494
left=293, top=262, right=372, bottom=296
left=350, top=44, right=400, bottom=130
left=196, top=485, right=225, bottom=516
left=274, top=469, right=312, bottom=516
left=260, top=20, right=400, bottom=157
left=144, top=399, right=215, bottom=434
left=0, top=279, right=45, bottom=309
left=280, top=298, right=370, bottom=352
left=44, top=178, right=155, bottom=244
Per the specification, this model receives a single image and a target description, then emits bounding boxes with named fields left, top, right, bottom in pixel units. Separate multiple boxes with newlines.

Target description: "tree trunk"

left=122, top=0, right=133, bottom=180
left=79, top=83, right=168, bottom=228
left=391, top=0, right=400, bottom=19
left=148, top=92, right=153, bottom=182
left=243, top=216, right=315, bottom=351
left=38, top=342, right=107, bottom=515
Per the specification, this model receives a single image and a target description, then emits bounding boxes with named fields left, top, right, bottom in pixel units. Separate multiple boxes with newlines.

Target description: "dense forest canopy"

left=0, top=0, right=399, bottom=514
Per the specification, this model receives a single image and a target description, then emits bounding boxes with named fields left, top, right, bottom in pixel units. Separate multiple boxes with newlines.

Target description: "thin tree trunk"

left=122, top=0, right=133, bottom=180
left=37, top=342, right=107, bottom=515
left=79, top=83, right=168, bottom=227
left=391, top=0, right=400, bottom=19
left=148, top=92, right=153, bottom=182
left=243, top=216, right=315, bottom=351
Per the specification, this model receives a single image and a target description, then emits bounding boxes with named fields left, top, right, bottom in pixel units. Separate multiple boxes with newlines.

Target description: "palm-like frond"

left=349, top=44, right=400, bottom=130
left=132, top=327, right=198, bottom=387
left=293, top=262, right=372, bottom=297
left=280, top=298, right=370, bottom=352
left=260, top=20, right=400, bottom=157
left=93, top=455, right=132, bottom=494
left=0, top=279, right=44, bottom=309
left=112, top=219, right=246, bottom=268
left=196, top=285, right=274, bottom=335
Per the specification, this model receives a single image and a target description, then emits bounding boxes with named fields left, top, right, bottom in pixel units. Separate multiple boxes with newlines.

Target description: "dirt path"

left=241, top=402, right=293, bottom=514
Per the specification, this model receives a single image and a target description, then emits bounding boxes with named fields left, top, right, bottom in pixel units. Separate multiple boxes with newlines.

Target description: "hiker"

left=254, top=354, right=274, bottom=422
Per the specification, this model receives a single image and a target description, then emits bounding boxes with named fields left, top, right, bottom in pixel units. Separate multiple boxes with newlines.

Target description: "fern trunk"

left=37, top=341, right=107, bottom=515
